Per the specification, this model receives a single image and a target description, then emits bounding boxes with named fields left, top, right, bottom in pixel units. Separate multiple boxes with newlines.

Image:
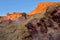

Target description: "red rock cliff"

left=28, top=2, right=60, bottom=15
left=6, top=12, right=22, bottom=20
left=0, top=12, right=22, bottom=21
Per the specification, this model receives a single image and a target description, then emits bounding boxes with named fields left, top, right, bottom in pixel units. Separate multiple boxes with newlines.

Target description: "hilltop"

left=28, top=2, right=60, bottom=15
left=0, top=2, right=60, bottom=21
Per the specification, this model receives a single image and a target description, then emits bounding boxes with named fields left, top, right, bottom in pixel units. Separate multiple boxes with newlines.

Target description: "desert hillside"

left=0, top=2, right=60, bottom=40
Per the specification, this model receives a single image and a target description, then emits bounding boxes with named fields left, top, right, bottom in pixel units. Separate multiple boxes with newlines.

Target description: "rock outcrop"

left=28, top=2, right=60, bottom=15
left=25, top=4, right=60, bottom=40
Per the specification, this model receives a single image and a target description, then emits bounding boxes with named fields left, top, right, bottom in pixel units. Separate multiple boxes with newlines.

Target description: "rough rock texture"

left=25, top=4, right=60, bottom=40
left=0, top=2, right=60, bottom=40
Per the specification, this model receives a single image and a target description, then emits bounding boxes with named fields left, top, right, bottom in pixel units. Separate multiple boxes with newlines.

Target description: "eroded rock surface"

left=25, top=5, right=60, bottom=40
left=0, top=4, right=60, bottom=40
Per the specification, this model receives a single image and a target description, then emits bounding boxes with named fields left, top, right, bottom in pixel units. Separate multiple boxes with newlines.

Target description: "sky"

left=0, top=0, right=60, bottom=16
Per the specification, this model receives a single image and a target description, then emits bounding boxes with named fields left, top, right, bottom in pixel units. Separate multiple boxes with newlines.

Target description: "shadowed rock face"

left=25, top=5, right=60, bottom=40
left=12, top=16, right=26, bottom=24
left=0, top=19, right=12, bottom=25
left=45, top=5, right=60, bottom=23
left=51, top=10, right=60, bottom=23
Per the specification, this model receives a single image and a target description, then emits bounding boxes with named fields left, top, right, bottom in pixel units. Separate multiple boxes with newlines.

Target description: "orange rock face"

left=28, top=2, right=60, bottom=15
left=6, top=12, right=22, bottom=20
left=0, top=12, right=22, bottom=21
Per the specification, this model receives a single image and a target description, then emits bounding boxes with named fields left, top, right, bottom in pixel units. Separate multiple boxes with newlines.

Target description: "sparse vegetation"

left=0, top=4, right=60, bottom=40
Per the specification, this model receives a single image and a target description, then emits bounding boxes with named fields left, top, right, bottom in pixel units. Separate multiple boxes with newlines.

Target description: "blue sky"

left=0, top=0, right=59, bottom=16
